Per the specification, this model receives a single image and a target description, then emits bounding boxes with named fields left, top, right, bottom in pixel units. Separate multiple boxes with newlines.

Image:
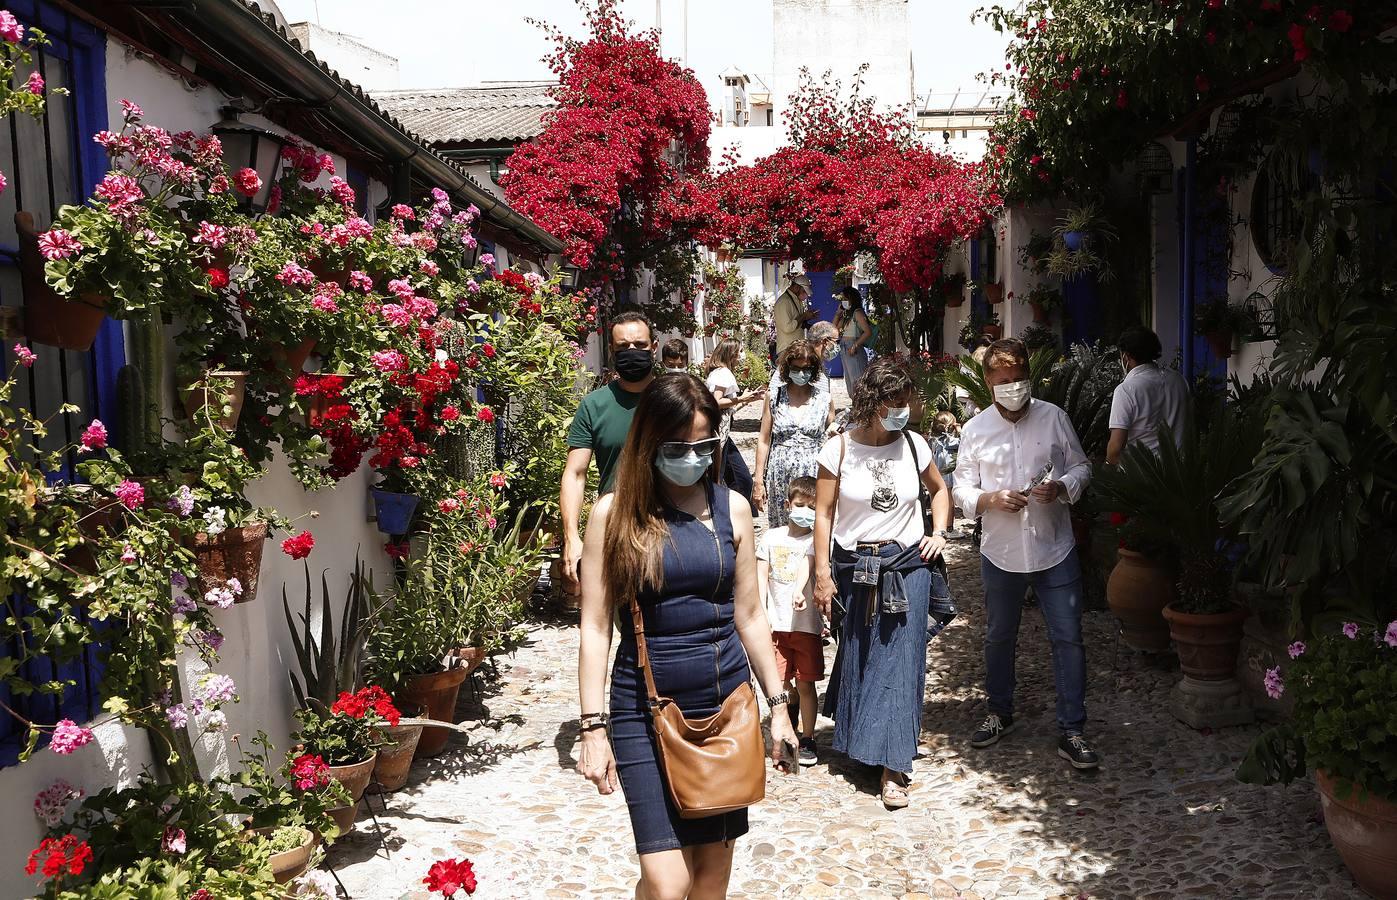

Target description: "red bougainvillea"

left=703, top=70, right=998, bottom=290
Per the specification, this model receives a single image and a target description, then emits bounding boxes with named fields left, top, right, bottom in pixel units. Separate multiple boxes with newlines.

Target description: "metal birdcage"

left=1137, top=141, right=1175, bottom=195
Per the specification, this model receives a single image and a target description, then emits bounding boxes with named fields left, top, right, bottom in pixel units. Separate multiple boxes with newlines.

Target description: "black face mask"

left=614, top=347, right=655, bottom=383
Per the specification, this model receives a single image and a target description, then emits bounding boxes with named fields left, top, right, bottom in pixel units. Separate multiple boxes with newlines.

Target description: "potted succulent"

left=292, top=685, right=398, bottom=834
left=1239, top=624, right=1397, bottom=897
left=1194, top=297, right=1259, bottom=361
left=1095, top=403, right=1265, bottom=677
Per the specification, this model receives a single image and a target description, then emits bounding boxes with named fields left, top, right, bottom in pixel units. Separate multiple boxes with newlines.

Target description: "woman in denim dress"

left=576, top=374, right=798, bottom=899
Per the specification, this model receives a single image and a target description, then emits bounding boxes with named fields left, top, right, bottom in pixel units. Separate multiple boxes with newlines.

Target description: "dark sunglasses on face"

left=657, top=438, right=721, bottom=460
left=790, top=366, right=819, bottom=379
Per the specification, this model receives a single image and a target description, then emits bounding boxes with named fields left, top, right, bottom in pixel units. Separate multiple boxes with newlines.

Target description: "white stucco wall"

left=286, top=21, right=400, bottom=92
left=772, top=0, right=914, bottom=123
left=0, top=41, right=398, bottom=897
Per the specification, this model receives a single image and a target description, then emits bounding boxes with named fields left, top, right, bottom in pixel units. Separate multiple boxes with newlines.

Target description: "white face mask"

left=787, top=506, right=816, bottom=529
left=665, top=367, right=688, bottom=374
left=993, top=380, right=1032, bottom=412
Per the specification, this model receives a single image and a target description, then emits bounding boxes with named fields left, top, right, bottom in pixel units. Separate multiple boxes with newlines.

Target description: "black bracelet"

left=580, top=721, right=609, bottom=733
left=579, top=712, right=609, bottom=728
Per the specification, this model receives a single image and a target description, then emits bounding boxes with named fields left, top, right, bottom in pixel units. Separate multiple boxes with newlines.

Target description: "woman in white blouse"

left=950, top=338, right=1099, bottom=771
left=812, top=357, right=953, bottom=810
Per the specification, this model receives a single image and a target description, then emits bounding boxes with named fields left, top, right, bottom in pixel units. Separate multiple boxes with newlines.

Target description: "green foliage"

left=955, top=308, right=1001, bottom=351
left=283, top=558, right=378, bottom=711
left=223, top=732, right=347, bottom=836
left=1035, top=342, right=1123, bottom=460
left=1238, top=631, right=1397, bottom=804
left=1093, top=402, right=1265, bottom=614
left=944, top=343, right=1058, bottom=413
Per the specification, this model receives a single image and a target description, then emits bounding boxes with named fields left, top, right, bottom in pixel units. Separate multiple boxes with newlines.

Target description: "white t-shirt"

left=1108, top=363, right=1190, bottom=456
left=757, top=526, right=820, bottom=634
left=817, top=430, right=932, bottom=551
left=706, top=366, right=740, bottom=437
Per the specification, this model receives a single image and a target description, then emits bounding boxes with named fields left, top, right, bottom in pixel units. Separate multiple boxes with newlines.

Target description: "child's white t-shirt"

left=757, top=526, right=820, bottom=634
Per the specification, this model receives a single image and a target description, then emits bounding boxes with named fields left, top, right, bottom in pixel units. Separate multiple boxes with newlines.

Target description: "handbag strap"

left=629, top=595, right=662, bottom=708
left=902, top=430, right=935, bottom=537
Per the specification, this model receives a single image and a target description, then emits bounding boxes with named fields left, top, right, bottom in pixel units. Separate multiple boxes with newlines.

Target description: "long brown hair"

left=603, top=374, right=721, bottom=611
left=703, top=338, right=742, bottom=378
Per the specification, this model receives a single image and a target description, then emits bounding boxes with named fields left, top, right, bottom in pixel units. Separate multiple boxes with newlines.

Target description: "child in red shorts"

left=756, top=476, right=824, bottom=766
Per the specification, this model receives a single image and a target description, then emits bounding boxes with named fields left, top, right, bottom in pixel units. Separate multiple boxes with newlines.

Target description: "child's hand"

left=793, top=595, right=807, bottom=611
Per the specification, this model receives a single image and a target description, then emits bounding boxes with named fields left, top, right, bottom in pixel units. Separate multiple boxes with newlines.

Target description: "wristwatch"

left=766, top=691, right=791, bottom=708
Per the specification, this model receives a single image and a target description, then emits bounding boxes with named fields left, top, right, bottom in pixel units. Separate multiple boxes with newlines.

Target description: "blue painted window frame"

left=0, top=0, right=118, bottom=767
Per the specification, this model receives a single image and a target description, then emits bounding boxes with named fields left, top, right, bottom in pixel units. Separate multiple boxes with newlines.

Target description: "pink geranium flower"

left=79, top=419, right=107, bottom=452
left=1286, top=641, right=1306, bottom=659
left=1342, top=622, right=1360, bottom=639
left=12, top=343, right=37, bottom=367
left=1263, top=667, right=1284, bottom=700
left=233, top=167, right=262, bottom=197
left=1385, top=621, right=1397, bottom=648
left=49, top=720, right=94, bottom=755
left=0, top=11, right=25, bottom=43
left=113, top=480, right=144, bottom=510
left=25, top=71, right=43, bottom=95
left=37, top=228, right=82, bottom=260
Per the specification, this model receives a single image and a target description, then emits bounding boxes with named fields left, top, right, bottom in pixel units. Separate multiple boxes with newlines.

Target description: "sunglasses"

left=657, top=438, right=721, bottom=460
left=790, top=366, right=819, bottom=378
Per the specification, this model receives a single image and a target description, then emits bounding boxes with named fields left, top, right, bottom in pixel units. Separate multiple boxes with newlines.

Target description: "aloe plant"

left=283, top=556, right=379, bottom=711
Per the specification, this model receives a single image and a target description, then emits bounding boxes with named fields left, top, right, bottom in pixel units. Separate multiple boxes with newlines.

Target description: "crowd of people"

left=563, top=289, right=1190, bottom=899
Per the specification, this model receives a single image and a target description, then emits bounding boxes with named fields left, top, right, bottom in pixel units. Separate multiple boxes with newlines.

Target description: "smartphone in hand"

left=777, top=738, right=800, bottom=776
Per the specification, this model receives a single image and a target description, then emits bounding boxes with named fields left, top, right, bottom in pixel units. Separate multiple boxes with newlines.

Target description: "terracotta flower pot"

left=1205, top=330, right=1234, bottom=360
left=326, top=753, right=377, bottom=835
left=1316, top=770, right=1397, bottom=899
left=983, top=282, right=1004, bottom=304
left=252, top=827, right=317, bottom=884
left=15, top=211, right=110, bottom=352
left=451, top=646, right=486, bottom=676
left=1162, top=603, right=1248, bottom=680
left=372, top=715, right=425, bottom=793
left=193, top=522, right=268, bottom=603
left=1029, top=301, right=1048, bottom=323
left=181, top=370, right=250, bottom=431
left=270, top=338, right=317, bottom=378
left=945, top=293, right=965, bottom=309
left=1106, top=549, right=1175, bottom=652
left=981, top=324, right=1003, bottom=341
left=399, top=667, right=469, bottom=758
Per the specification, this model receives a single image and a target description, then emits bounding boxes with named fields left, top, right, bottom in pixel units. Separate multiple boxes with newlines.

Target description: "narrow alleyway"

left=331, top=389, right=1361, bottom=900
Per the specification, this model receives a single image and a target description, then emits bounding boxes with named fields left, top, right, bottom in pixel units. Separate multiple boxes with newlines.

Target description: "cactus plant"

left=283, top=556, right=379, bottom=711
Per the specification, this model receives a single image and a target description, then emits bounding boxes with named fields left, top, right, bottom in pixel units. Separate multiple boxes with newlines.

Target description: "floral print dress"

left=764, top=382, right=829, bottom=527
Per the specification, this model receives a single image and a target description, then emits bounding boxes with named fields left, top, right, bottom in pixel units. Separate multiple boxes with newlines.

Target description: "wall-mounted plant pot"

left=983, top=282, right=1004, bottom=304
left=16, top=211, right=109, bottom=352
left=181, top=370, right=250, bottom=431
left=981, top=324, right=1003, bottom=341
left=400, top=667, right=469, bottom=758
left=1205, top=330, right=1234, bottom=360
left=1063, top=230, right=1087, bottom=251
left=371, top=489, right=420, bottom=535
left=193, top=521, right=268, bottom=603
left=269, top=338, right=317, bottom=378
left=325, top=753, right=377, bottom=835
left=945, top=293, right=965, bottom=309
left=1029, top=301, right=1049, bottom=323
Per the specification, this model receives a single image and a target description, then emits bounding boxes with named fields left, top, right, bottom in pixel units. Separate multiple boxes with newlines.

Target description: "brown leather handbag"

left=628, top=597, right=766, bottom=819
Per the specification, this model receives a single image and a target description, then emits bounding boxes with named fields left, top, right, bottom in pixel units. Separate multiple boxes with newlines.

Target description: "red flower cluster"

left=280, top=140, right=335, bottom=184
left=25, top=835, right=93, bottom=881
left=281, top=531, right=315, bottom=560
left=289, top=753, right=331, bottom=790
left=330, top=685, right=401, bottom=727
left=424, top=858, right=477, bottom=897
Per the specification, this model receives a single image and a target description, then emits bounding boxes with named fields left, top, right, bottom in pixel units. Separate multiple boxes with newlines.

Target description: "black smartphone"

left=777, top=738, right=800, bottom=776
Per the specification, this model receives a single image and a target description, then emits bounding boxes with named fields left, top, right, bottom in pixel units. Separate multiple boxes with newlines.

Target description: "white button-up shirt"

left=952, top=399, right=1091, bottom=574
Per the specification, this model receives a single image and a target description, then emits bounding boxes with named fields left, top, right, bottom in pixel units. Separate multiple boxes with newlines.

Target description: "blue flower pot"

left=371, top=489, right=420, bottom=535
left=1063, top=230, right=1087, bottom=251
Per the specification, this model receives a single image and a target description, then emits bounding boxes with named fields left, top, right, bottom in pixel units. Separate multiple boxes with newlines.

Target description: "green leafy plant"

left=1021, top=283, right=1064, bottom=316
left=293, top=685, right=398, bottom=766
left=1238, top=627, right=1397, bottom=804
left=284, top=557, right=379, bottom=711
left=944, top=342, right=1057, bottom=412
left=1019, top=322, right=1058, bottom=352
left=1035, top=342, right=1123, bottom=460
left=1093, top=402, right=1265, bottom=614
left=956, top=308, right=1001, bottom=351
left=225, top=732, right=348, bottom=836
left=1194, top=297, right=1259, bottom=339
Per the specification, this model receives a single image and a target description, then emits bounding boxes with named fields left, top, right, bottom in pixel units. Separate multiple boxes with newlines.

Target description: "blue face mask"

left=880, top=406, right=911, bottom=432
left=788, top=506, right=816, bottom=529
left=788, top=370, right=812, bottom=386
left=655, top=451, right=710, bottom=487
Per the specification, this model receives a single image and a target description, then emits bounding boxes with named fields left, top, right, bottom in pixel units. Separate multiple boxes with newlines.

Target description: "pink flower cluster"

left=113, top=479, right=144, bottom=510
left=12, top=342, right=36, bottom=367
left=33, top=780, right=83, bottom=827
left=79, top=419, right=107, bottom=452
left=280, top=141, right=335, bottom=184
left=276, top=262, right=315, bottom=287
left=37, top=228, right=82, bottom=261
left=0, top=10, right=24, bottom=43
left=49, top=720, right=94, bottom=755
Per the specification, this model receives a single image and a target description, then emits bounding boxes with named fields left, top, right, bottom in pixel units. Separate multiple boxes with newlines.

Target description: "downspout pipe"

left=1180, top=136, right=1198, bottom=382
left=180, top=0, right=562, bottom=256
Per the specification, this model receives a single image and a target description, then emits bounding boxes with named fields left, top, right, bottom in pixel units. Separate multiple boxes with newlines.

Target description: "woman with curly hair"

left=812, top=356, right=955, bottom=810
left=753, top=340, right=835, bottom=527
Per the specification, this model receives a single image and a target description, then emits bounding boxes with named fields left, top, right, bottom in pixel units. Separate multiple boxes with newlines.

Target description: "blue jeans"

left=981, top=550, right=1087, bottom=735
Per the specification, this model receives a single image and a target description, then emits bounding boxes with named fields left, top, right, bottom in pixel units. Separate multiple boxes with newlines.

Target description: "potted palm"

left=1095, top=402, right=1266, bottom=724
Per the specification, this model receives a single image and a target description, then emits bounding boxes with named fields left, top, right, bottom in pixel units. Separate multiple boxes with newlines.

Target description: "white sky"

left=275, top=0, right=1007, bottom=106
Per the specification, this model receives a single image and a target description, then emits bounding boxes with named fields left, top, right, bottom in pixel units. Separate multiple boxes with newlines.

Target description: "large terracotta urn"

left=1316, top=770, right=1397, bottom=899
left=1106, top=549, right=1175, bottom=652
left=1162, top=603, right=1248, bottom=680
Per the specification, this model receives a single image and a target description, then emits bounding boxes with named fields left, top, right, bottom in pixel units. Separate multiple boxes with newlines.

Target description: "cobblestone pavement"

left=331, top=386, right=1363, bottom=900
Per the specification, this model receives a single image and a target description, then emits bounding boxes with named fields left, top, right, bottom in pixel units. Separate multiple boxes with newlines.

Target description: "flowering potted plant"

left=1238, top=623, right=1397, bottom=896
left=957, top=309, right=1001, bottom=350
left=293, top=686, right=399, bottom=833
left=1021, top=283, right=1064, bottom=323
left=940, top=271, right=967, bottom=307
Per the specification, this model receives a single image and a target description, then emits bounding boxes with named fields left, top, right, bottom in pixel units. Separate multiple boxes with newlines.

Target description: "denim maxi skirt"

left=822, top=541, right=934, bottom=774
left=609, top=483, right=752, bottom=854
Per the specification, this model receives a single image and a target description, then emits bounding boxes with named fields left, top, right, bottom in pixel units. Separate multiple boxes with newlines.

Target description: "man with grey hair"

left=774, top=272, right=817, bottom=356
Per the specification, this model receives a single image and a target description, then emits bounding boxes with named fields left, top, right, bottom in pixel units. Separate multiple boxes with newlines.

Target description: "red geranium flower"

left=207, top=267, right=230, bottom=289
left=281, top=531, right=315, bottom=560
left=385, top=541, right=410, bottom=560
left=476, top=406, right=495, bottom=424
left=26, top=835, right=93, bottom=881
left=424, top=858, right=477, bottom=897
left=289, top=753, right=331, bottom=790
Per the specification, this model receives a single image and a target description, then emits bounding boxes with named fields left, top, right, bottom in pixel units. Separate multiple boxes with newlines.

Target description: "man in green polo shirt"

left=560, top=311, right=656, bottom=591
